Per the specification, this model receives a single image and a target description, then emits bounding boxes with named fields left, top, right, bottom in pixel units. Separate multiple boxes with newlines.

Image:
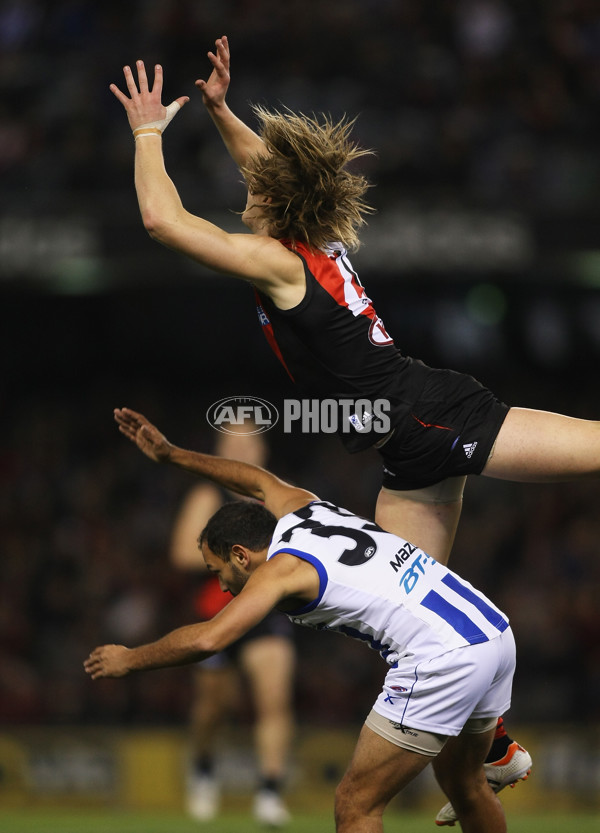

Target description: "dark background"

left=2, top=1, right=600, bottom=729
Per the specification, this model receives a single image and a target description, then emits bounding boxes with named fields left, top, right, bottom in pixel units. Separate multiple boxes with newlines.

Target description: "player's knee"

left=456, top=784, right=497, bottom=821
left=437, top=771, right=489, bottom=816
left=334, top=777, right=378, bottom=831
left=333, top=785, right=359, bottom=831
left=334, top=776, right=356, bottom=821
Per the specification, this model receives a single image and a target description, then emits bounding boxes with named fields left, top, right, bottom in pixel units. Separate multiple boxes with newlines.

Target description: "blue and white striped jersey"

left=268, top=501, right=508, bottom=667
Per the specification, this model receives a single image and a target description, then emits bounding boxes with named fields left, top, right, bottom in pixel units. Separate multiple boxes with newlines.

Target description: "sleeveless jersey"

left=254, top=241, right=429, bottom=452
left=268, top=501, right=509, bottom=667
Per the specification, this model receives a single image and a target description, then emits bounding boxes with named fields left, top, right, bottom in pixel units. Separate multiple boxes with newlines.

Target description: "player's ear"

left=231, top=544, right=250, bottom=568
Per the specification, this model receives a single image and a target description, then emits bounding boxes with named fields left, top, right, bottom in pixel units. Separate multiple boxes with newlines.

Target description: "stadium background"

left=1, top=0, right=600, bottom=823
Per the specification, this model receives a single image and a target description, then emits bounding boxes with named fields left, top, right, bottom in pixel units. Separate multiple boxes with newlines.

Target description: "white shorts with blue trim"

left=372, top=626, right=515, bottom=737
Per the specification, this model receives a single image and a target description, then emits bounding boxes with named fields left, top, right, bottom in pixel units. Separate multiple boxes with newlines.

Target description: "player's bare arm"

left=83, top=618, right=237, bottom=680
left=169, top=484, right=224, bottom=571
left=84, top=551, right=317, bottom=679
left=83, top=603, right=262, bottom=679
left=196, top=35, right=267, bottom=166
left=114, top=407, right=317, bottom=519
left=111, top=60, right=303, bottom=302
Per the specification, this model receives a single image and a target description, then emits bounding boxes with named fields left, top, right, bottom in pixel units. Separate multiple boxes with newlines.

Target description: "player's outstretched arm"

left=110, top=60, right=300, bottom=291
left=84, top=545, right=312, bottom=679
left=83, top=603, right=256, bottom=678
left=83, top=622, right=214, bottom=679
left=196, top=35, right=267, bottom=168
left=110, top=60, right=194, bottom=254
left=83, top=588, right=274, bottom=676
left=114, top=407, right=317, bottom=518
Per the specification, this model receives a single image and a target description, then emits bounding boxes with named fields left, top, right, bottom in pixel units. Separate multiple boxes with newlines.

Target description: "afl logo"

left=368, top=316, right=394, bottom=346
left=206, top=396, right=279, bottom=435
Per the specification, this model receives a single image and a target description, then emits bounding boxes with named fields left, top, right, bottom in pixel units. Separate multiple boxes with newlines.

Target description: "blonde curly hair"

left=241, top=105, right=374, bottom=252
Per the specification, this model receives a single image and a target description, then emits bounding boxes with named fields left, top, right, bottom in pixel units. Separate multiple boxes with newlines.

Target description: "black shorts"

left=379, top=367, right=509, bottom=491
left=199, top=610, right=295, bottom=669
left=224, top=610, right=294, bottom=662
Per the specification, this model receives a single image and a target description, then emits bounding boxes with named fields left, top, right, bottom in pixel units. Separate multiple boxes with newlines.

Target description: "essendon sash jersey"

left=254, top=241, right=427, bottom=452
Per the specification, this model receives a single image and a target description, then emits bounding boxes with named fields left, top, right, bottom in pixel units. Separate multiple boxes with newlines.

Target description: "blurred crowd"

left=2, top=0, right=600, bottom=214
left=2, top=0, right=600, bottom=731
left=1, top=308, right=600, bottom=729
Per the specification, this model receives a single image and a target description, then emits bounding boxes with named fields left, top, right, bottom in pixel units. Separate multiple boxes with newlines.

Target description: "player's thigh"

left=190, top=665, right=235, bottom=725
left=336, top=723, right=432, bottom=814
left=239, top=635, right=296, bottom=712
left=483, top=406, right=600, bottom=480
left=375, top=486, right=463, bottom=565
left=193, top=657, right=234, bottom=704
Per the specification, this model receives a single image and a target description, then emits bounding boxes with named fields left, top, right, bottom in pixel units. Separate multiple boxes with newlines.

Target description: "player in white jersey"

left=86, top=408, right=516, bottom=833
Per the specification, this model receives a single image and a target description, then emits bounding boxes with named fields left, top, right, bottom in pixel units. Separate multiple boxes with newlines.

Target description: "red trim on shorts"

left=411, top=413, right=453, bottom=431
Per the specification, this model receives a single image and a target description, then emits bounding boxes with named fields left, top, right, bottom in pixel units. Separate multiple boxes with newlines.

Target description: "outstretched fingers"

left=113, top=408, right=168, bottom=463
left=150, top=62, right=163, bottom=96
left=109, top=80, right=129, bottom=106
left=83, top=649, right=103, bottom=679
left=205, top=35, right=229, bottom=68
left=217, top=35, right=229, bottom=53
left=84, top=645, right=130, bottom=679
left=122, top=63, right=141, bottom=97
left=114, top=407, right=144, bottom=439
left=214, top=35, right=230, bottom=69
left=110, top=60, right=161, bottom=103
left=135, top=59, right=150, bottom=93
left=109, top=63, right=142, bottom=105
left=196, top=35, right=230, bottom=94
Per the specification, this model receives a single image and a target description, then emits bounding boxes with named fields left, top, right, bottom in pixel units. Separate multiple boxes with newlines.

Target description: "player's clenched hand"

left=84, top=645, right=132, bottom=679
left=114, top=407, right=173, bottom=464
left=110, top=60, right=189, bottom=134
left=195, top=35, right=230, bottom=108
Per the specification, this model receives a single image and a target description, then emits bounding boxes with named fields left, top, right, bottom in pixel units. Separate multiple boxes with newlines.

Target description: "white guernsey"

left=84, top=407, right=517, bottom=833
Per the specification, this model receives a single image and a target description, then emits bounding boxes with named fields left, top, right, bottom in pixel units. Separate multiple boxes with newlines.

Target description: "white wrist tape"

left=133, top=101, right=181, bottom=139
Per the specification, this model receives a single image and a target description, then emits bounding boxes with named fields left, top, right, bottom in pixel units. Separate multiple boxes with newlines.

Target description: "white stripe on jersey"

left=338, top=256, right=372, bottom=317
left=324, top=242, right=372, bottom=317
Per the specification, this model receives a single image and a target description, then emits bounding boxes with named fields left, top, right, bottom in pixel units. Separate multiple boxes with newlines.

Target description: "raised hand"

left=110, top=60, right=189, bottom=135
left=195, top=35, right=231, bottom=108
left=113, top=407, right=173, bottom=463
